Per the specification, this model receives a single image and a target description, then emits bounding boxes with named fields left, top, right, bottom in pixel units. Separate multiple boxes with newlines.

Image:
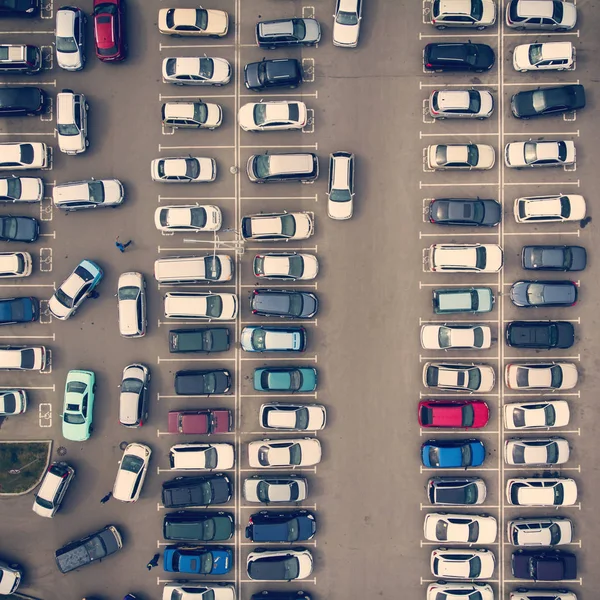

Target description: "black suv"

left=174, top=369, right=232, bottom=395
left=511, top=84, right=585, bottom=118
left=505, top=321, right=575, bottom=349
left=512, top=549, right=577, bottom=581
left=251, top=593, right=312, bottom=600
left=163, top=510, right=234, bottom=542
left=251, top=289, right=318, bottom=319
left=162, top=474, right=232, bottom=508
left=245, top=511, right=317, bottom=543
left=169, top=327, right=230, bottom=353
left=0, top=0, right=38, bottom=16
left=424, top=42, right=495, bottom=72
left=244, top=58, right=303, bottom=91
left=256, top=18, right=321, bottom=49
left=0, top=87, right=46, bottom=116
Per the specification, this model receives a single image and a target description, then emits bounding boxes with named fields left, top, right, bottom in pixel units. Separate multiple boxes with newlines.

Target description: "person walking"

left=100, top=491, right=112, bottom=504
left=146, top=553, right=160, bottom=571
left=115, top=238, right=133, bottom=253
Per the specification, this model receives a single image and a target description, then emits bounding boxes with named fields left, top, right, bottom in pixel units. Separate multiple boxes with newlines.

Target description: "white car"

left=505, top=362, right=578, bottom=390
left=154, top=204, right=222, bottom=232
left=504, top=400, right=570, bottom=429
left=427, top=144, right=495, bottom=170
left=247, top=548, right=313, bottom=581
left=241, top=212, right=315, bottom=241
left=424, top=513, right=497, bottom=544
left=431, top=0, right=496, bottom=29
left=0, top=345, right=47, bottom=371
left=243, top=475, right=309, bottom=503
left=162, top=57, right=231, bottom=85
left=427, top=243, right=503, bottom=273
left=505, top=140, right=575, bottom=168
left=162, top=101, right=223, bottom=129
left=169, top=443, right=235, bottom=470
left=423, top=362, right=496, bottom=392
left=508, top=517, right=573, bottom=546
left=55, top=7, right=84, bottom=71
left=151, top=157, right=216, bottom=183
left=0, top=142, right=49, bottom=170
left=510, top=592, right=576, bottom=600
left=427, top=582, right=494, bottom=600
left=32, top=461, right=75, bottom=518
left=506, top=0, right=577, bottom=30
left=52, top=179, right=124, bottom=211
left=0, top=176, right=43, bottom=202
left=327, top=151, right=355, bottom=220
left=504, top=437, right=570, bottom=465
left=506, top=477, right=578, bottom=506
left=117, top=271, right=146, bottom=338
left=333, top=0, right=362, bottom=47
left=0, top=389, right=27, bottom=415
left=0, top=561, right=21, bottom=595
left=164, top=292, right=238, bottom=320
left=513, top=41, right=575, bottom=72
left=0, top=252, right=32, bottom=278
left=259, top=403, right=327, bottom=431
left=428, top=89, right=494, bottom=119
left=162, top=584, right=235, bottom=600
left=253, top=252, right=319, bottom=281
left=514, top=194, right=586, bottom=223
left=248, top=438, right=322, bottom=468
left=238, top=101, right=307, bottom=131
left=113, top=443, right=151, bottom=503
left=420, top=324, right=492, bottom=350
left=158, top=7, right=229, bottom=37
left=430, top=548, right=495, bottom=579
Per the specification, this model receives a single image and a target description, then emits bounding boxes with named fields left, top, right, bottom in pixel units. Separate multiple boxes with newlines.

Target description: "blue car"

left=0, top=297, right=38, bottom=324
left=421, top=439, right=485, bottom=468
left=254, top=367, right=317, bottom=392
left=163, top=545, right=232, bottom=575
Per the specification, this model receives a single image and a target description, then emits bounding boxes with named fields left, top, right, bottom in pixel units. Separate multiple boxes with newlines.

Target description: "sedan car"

left=0, top=216, right=39, bottom=243
left=424, top=42, right=495, bottom=72
left=427, top=144, right=495, bottom=170
left=175, top=369, right=231, bottom=396
left=506, top=0, right=577, bottom=30
left=511, top=85, right=585, bottom=119
left=93, top=0, right=126, bottom=61
left=505, top=362, right=578, bottom=390
left=0, top=561, right=21, bottom=595
left=169, top=328, right=230, bottom=353
left=168, top=408, right=232, bottom=435
left=506, top=477, right=578, bottom=506
left=424, top=513, right=497, bottom=544
left=327, top=151, right=355, bottom=220
left=506, top=321, right=575, bottom=349
left=248, top=439, right=322, bottom=468
left=508, top=517, right=574, bottom=547
left=429, top=90, right=494, bottom=119
left=48, top=259, right=103, bottom=320
left=421, top=439, right=486, bottom=468
left=504, top=400, right=570, bottom=430
left=55, top=6, right=85, bottom=71
left=0, top=142, right=49, bottom=170
left=238, top=101, right=307, bottom=132
left=169, top=443, right=235, bottom=471
left=0, top=389, right=27, bottom=415
left=162, top=474, right=232, bottom=508
left=151, top=158, right=217, bottom=183
left=256, top=17, right=321, bottom=49
left=420, top=324, right=492, bottom=350
left=241, top=326, right=307, bottom=352
left=505, top=140, right=575, bottom=168
left=430, top=548, right=495, bottom=579
left=158, top=7, right=229, bottom=37
left=426, top=583, right=494, bottom=600
left=61, top=369, right=95, bottom=442
left=427, top=477, right=487, bottom=506
left=428, top=198, right=501, bottom=227
left=254, top=367, right=317, bottom=392
left=164, top=545, right=232, bottom=575
left=154, top=204, right=222, bottom=232
left=505, top=437, right=570, bottom=465
left=509, top=281, right=577, bottom=308
left=0, top=176, right=43, bottom=203
left=243, top=475, right=308, bottom=503
left=52, top=179, right=124, bottom=211
left=0, top=252, right=31, bottom=278
left=423, top=362, right=496, bottom=392
left=514, top=194, right=586, bottom=223
left=162, top=57, right=231, bottom=85
left=253, top=252, right=319, bottom=280
left=0, top=297, right=38, bottom=325
left=250, top=289, right=318, bottom=319
left=162, top=584, right=236, bottom=600
left=113, top=442, right=151, bottom=502
left=426, top=243, right=503, bottom=273
left=431, top=0, right=496, bottom=28
left=333, top=0, right=362, bottom=47
left=241, top=212, right=314, bottom=241
left=119, top=363, right=150, bottom=428
left=522, top=245, right=586, bottom=272
left=513, top=41, right=575, bottom=72
left=247, top=548, right=313, bottom=581
left=259, top=403, right=326, bottom=431
left=512, top=550, right=577, bottom=581
left=418, top=400, right=490, bottom=429
left=164, top=292, right=238, bottom=321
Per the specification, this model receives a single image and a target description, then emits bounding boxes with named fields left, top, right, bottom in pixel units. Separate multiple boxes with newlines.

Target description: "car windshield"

left=88, top=181, right=105, bottom=204
left=289, top=443, right=302, bottom=465
left=253, top=104, right=268, bottom=125
left=336, top=9, right=359, bottom=25
left=516, top=368, right=529, bottom=388
left=428, top=446, right=440, bottom=467
left=550, top=366, right=563, bottom=388
left=280, top=215, right=297, bottom=237
left=464, top=484, right=477, bottom=504
left=512, top=445, right=526, bottom=464
left=203, top=519, right=216, bottom=540
left=474, top=247, right=487, bottom=269
left=199, top=481, right=213, bottom=504
left=204, top=256, right=222, bottom=280
left=66, top=381, right=86, bottom=394
left=256, top=481, right=271, bottom=502
left=4, top=177, right=20, bottom=199
left=467, top=145, right=479, bottom=166
left=467, top=369, right=481, bottom=390
left=185, top=159, right=201, bottom=180
left=435, top=146, right=447, bottom=164
left=438, top=327, right=451, bottom=348
left=253, top=155, right=271, bottom=179
left=552, top=1, right=563, bottom=22
left=560, top=197, right=571, bottom=218
left=284, top=557, right=300, bottom=579
left=206, top=295, right=223, bottom=318
left=56, top=36, right=78, bottom=53
left=19, top=144, right=34, bottom=165
left=468, top=90, right=482, bottom=113
left=200, top=552, right=213, bottom=574
left=194, top=103, right=208, bottom=123
left=462, top=404, right=474, bottom=427
left=121, top=454, right=144, bottom=474
left=203, top=372, right=217, bottom=394
left=118, top=286, right=138, bottom=301
left=288, top=256, right=304, bottom=277
left=288, top=294, right=304, bottom=316
left=289, top=370, right=302, bottom=391
left=544, top=404, right=556, bottom=426
left=435, top=520, right=448, bottom=541
left=203, top=447, right=218, bottom=469
left=199, top=58, right=214, bottom=79
left=526, top=284, right=545, bottom=304
left=55, top=288, right=74, bottom=308
left=524, top=142, right=538, bottom=164
left=468, top=521, right=479, bottom=542
left=295, top=407, right=309, bottom=429
left=0, top=217, right=17, bottom=239
left=251, top=328, right=266, bottom=350
left=63, top=410, right=84, bottom=425
left=287, top=518, right=300, bottom=541
left=471, top=0, right=484, bottom=19
left=461, top=444, right=472, bottom=465
left=554, top=484, right=564, bottom=504
left=292, top=19, right=306, bottom=40
left=531, top=90, right=549, bottom=113
left=95, top=2, right=116, bottom=14
left=549, top=523, right=561, bottom=545
left=190, top=207, right=207, bottom=227
left=257, top=61, right=267, bottom=85
left=329, top=185, right=352, bottom=202
left=557, top=142, right=568, bottom=161
left=468, top=556, right=481, bottom=578
left=195, top=8, right=208, bottom=30
left=528, top=44, right=544, bottom=65
left=121, top=377, right=142, bottom=394
left=547, top=442, right=559, bottom=464
left=465, top=46, right=478, bottom=66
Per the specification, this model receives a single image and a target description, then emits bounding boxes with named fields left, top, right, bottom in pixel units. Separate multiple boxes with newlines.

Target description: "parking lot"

left=1, top=0, right=599, bottom=599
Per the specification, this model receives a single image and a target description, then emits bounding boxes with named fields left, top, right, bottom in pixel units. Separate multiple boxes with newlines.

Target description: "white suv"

left=56, top=90, right=88, bottom=155
left=426, top=243, right=503, bottom=272
left=432, top=0, right=496, bottom=29
left=32, top=461, right=75, bottom=517
left=327, top=152, right=355, bottom=220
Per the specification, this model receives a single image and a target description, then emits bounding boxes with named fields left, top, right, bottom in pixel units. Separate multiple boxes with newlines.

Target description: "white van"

left=154, top=255, right=233, bottom=284
left=56, top=90, right=88, bottom=155
left=0, top=252, right=32, bottom=278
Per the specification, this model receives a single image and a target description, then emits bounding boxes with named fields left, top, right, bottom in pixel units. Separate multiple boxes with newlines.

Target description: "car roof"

left=516, top=0, right=556, bottom=18
left=437, top=90, right=471, bottom=109
left=437, top=0, right=473, bottom=16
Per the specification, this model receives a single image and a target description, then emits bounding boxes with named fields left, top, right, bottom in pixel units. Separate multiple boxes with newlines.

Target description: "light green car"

left=62, top=370, right=95, bottom=442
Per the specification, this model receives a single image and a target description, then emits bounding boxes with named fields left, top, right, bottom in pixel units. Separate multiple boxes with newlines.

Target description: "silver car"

left=429, top=89, right=494, bottom=119
left=506, top=0, right=577, bottom=30
left=162, top=57, right=231, bottom=86
left=55, top=7, right=85, bottom=71
left=432, top=0, right=496, bottom=29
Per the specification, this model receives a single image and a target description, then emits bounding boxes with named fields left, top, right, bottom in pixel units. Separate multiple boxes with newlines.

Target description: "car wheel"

left=520, top=69, right=528, bottom=73
left=270, top=45, right=277, bottom=50
left=515, top=26, right=525, bottom=30
left=289, top=85, right=297, bottom=89
left=476, top=25, right=486, bottom=30
left=9, top=563, right=20, bottom=570
left=435, top=25, right=446, bottom=30
left=85, top=103, right=89, bottom=110
left=85, top=139, right=89, bottom=147
left=214, top=83, right=223, bottom=87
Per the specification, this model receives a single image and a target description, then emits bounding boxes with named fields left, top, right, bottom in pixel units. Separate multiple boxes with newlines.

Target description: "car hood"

left=206, top=9, right=229, bottom=35
left=473, top=44, right=495, bottom=69
left=303, top=18, right=321, bottom=43
left=57, top=49, right=83, bottom=70
left=505, top=142, right=526, bottom=167
left=328, top=195, right=353, bottom=219
left=560, top=2, right=577, bottom=28
left=512, top=44, right=534, bottom=70
left=211, top=58, right=231, bottom=83
left=48, top=295, right=70, bottom=319
left=333, top=20, right=359, bottom=46
left=20, top=177, right=44, bottom=202
left=205, top=102, right=223, bottom=127
left=509, top=282, right=529, bottom=306
left=292, top=213, right=314, bottom=239
left=102, top=179, right=125, bottom=205
left=568, top=246, right=587, bottom=271
left=244, top=62, right=261, bottom=88
left=477, top=145, right=496, bottom=169
left=218, top=293, right=238, bottom=319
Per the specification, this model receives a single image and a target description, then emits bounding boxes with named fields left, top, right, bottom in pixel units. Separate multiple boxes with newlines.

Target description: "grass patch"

left=0, top=442, right=50, bottom=494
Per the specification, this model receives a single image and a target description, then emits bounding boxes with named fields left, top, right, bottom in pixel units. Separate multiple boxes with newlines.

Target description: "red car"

left=168, top=409, right=232, bottom=435
left=93, top=0, right=126, bottom=61
left=418, top=400, right=489, bottom=429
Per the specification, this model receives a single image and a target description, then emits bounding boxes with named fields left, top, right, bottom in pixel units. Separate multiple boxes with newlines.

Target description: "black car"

left=424, top=42, right=495, bottom=72
left=256, top=18, right=321, bottom=49
left=0, top=0, right=38, bottom=16
left=0, top=216, right=39, bottom=242
left=0, top=296, right=38, bottom=324
left=0, top=87, right=45, bottom=116
left=506, top=321, right=575, bottom=349
left=511, top=84, right=585, bottom=119
left=162, top=474, right=232, bottom=508
left=521, top=245, right=587, bottom=272
left=244, top=58, right=303, bottom=91
left=163, top=510, right=234, bottom=542
left=251, top=593, right=312, bottom=600
left=510, top=281, right=578, bottom=308
left=251, top=289, right=318, bottom=319
left=429, top=198, right=501, bottom=226
left=427, top=477, right=486, bottom=505
left=245, top=511, right=316, bottom=543
left=512, top=549, right=577, bottom=581
left=174, top=369, right=231, bottom=395
left=169, top=327, right=230, bottom=353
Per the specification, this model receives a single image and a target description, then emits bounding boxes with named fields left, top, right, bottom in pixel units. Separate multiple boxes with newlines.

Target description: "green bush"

left=0, top=442, right=51, bottom=494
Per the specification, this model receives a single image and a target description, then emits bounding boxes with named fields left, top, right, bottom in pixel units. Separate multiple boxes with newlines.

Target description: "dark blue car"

left=245, top=510, right=317, bottom=542
left=0, top=297, right=38, bottom=325
left=421, top=439, right=485, bottom=468
left=163, top=544, right=232, bottom=575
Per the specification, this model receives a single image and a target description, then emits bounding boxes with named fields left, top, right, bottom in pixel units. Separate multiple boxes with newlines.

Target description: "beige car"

left=158, top=7, right=229, bottom=37
left=117, top=272, right=146, bottom=338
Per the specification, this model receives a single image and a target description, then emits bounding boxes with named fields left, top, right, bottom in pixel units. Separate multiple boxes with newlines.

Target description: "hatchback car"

left=427, top=583, right=494, bottom=600
left=244, top=475, right=308, bottom=503
left=169, top=443, right=235, bottom=471
left=163, top=545, right=232, bottom=575
left=162, top=584, right=235, bottom=600
left=0, top=345, right=46, bottom=371
left=0, top=296, right=38, bottom=325
left=511, top=85, right=585, bottom=119
left=155, top=204, right=222, bottom=231
left=426, top=243, right=503, bottom=272
left=420, top=324, right=492, bottom=350
left=151, top=158, right=217, bottom=183
left=427, top=477, right=487, bottom=505
left=162, top=57, right=231, bottom=86
left=514, top=194, right=586, bottom=223
left=164, top=292, right=238, bottom=320
left=174, top=369, right=232, bottom=395
left=0, top=215, right=39, bottom=242
left=421, top=439, right=486, bottom=468
left=505, top=362, right=578, bottom=390
left=513, top=41, right=574, bottom=71
left=333, top=0, right=362, bottom=47
left=244, top=58, right=303, bottom=91
left=162, top=474, right=232, bottom=508
left=253, top=252, right=319, bottom=280
left=117, top=271, right=146, bottom=338
left=505, top=437, right=570, bottom=466
left=509, top=280, right=577, bottom=308
left=429, top=89, right=494, bottom=119
left=505, top=140, right=575, bottom=168
left=49, top=259, right=103, bottom=320
left=431, top=0, right=496, bottom=28
left=55, top=6, right=86, bottom=71
left=506, top=0, right=577, bottom=30
left=427, top=144, right=495, bottom=170
left=504, top=400, right=570, bottom=430
left=32, top=461, right=75, bottom=518
left=256, top=18, right=320, bottom=49
left=119, top=363, right=150, bottom=428
left=246, top=511, right=316, bottom=542
left=158, top=7, right=229, bottom=37
left=0, top=389, right=27, bottom=415
left=433, top=287, right=495, bottom=314
left=250, top=289, right=318, bottom=319
left=168, top=408, right=232, bottom=435
left=247, top=548, right=313, bottom=581
left=505, top=321, right=575, bottom=349
left=0, top=252, right=31, bottom=278
left=0, top=176, right=43, bottom=203
left=424, top=513, right=497, bottom=544
left=0, top=142, right=49, bottom=170
left=238, top=101, right=307, bottom=132
left=163, top=511, right=234, bottom=542
left=241, top=326, right=307, bottom=352
left=61, top=369, right=95, bottom=442
left=53, top=179, right=124, bottom=211
left=423, top=362, right=496, bottom=392
left=430, top=548, right=495, bottom=579
left=93, top=0, right=125, bottom=61
left=327, top=151, right=355, bottom=220
left=113, top=442, right=151, bottom=502
left=424, top=42, right=495, bottom=72
left=512, top=550, right=577, bottom=581
left=522, top=245, right=586, bottom=272
left=242, top=212, right=315, bottom=241
left=508, top=517, right=573, bottom=547
left=260, top=403, right=327, bottom=431
left=507, top=477, right=578, bottom=506
left=254, top=367, right=317, bottom=392
left=418, top=400, right=490, bottom=429
left=162, top=101, right=222, bottom=129
left=248, top=439, right=322, bottom=468
left=428, top=198, right=501, bottom=226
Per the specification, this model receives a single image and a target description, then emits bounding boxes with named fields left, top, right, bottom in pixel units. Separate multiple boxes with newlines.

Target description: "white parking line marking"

left=0, top=334, right=55, bottom=339
left=504, top=80, right=579, bottom=87
left=246, top=246, right=318, bottom=252
left=504, top=355, right=580, bottom=361
left=159, top=43, right=237, bottom=50
left=420, top=466, right=499, bottom=472
left=302, top=58, right=315, bottom=83
left=240, top=144, right=318, bottom=149
left=420, top=81, right=497, bottom=89
left=159, top=94, right=235, bottom=101
left=240, top=92, right=319, bottom=99
left=504, top=30, right=579, bottom=37
left=563, top=110, right=577, bottom=122
left=41, top=0, right=53, bottom=18
left=420, top=429, right=500, bottom=436
left=39, top=248, right=53, bottom=272
left=503, top=180, right=579, bottom=186
left=161, top=123, right=175, bottom=136
left=241, top=195, right=317, bottom=201
left=0, top=30, right=53, bottom=34
left=420, top=231, right=499, bottom=237
left=157, top=393, right=233, bottom=400
left=419, top=355, right=500, bottom=361
left=0, top=132, right=55, bottom=137
left=40, top=349, right=52, bottom=374
left=40, top=197, right=53, bottom=221
left=158, top=144, right=235, bottom=151
left=419, top=281, right=499, bottom=288
left=39, top=300, right=52, bottom=324
left=38, top=402, right=52, bottom=427
left=240, top=356, right=318, bottom=362
left=0, top=80, right=56, bottom=86
left=0, top=385, right=54, bottom=390
left=419, top=32, right=498, bottom=39
left=503, top=230, right=580, bottom=236
left=504, top=391, right=580, bottom=397
left=40, top=96, right=53, bottom=122
left=422, top=98, right=435, bottom=124
left=240, top=283, right=317, bottom=290
left=0, top=283, right=54, bottom=288
left=420, top=181, right=497, bottom=188
left=419, top=391, right=499, bottom=398
left=41, top=45, right=53, bottom=70
left=157, top=356, right=236, bottom=363
left=239, top=466, right=317, bottom=473
left=505, top=130, right=579, bottom=137
left=504, top=465, right=581, bottom=472
left=240, top=319, right=317, bottom=326
left=158, top=319, right=237, bottom=326
left=302, top=6, right=315, bottom=19
left=420, top=131, right=498, bottom=138
left=420, top=317, right=499, bottom=324
left=240, top=393, right=317, bottom=399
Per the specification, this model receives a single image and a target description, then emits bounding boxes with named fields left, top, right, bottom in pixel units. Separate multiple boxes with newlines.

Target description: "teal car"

left=62, top=370, right=95, bottom=441
left=254, top=367, right=317, bottom=392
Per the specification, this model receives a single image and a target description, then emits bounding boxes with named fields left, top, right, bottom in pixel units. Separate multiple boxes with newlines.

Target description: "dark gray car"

left=244, top=59, right=303, bottom=92
left=521, top=245, right=587, bottom=271
left=169, top=328, right=230, bottom=353
left=428, top=198, right=501, bottom=226
left=163, top=511, right=234, bottom=541
left=55, top=525, right=122, bottom=573
left=174, top=369, right=231, bottom=395
left=256, top=18, right=321, bottom=49
left=251, top=289, right=318, bottom=319
left=510, top=281, right=578, bottom=307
